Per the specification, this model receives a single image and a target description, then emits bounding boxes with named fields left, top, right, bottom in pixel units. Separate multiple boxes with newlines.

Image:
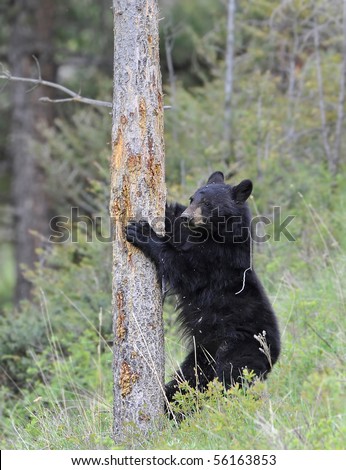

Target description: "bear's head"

left=180, top=171, right=253, bottom=240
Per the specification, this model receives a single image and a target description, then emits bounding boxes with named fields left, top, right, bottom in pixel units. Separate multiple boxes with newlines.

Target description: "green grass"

left=1, top=196, right=345, bottom=450
left=1, top=251, right=345, bottom=450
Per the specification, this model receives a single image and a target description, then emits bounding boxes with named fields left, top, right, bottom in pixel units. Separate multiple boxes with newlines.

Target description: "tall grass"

left=1, top=194, right=345, bottom=450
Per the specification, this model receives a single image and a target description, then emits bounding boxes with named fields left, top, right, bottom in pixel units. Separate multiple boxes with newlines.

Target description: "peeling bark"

left=111, top=0, right=166, bottom=443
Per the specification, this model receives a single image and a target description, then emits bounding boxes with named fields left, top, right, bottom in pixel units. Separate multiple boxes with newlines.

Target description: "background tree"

left=223, top=0, right=236, bottom=164
left=110, top=0, right=166, bottom=442
left=8, top=0, right=55, bottom=305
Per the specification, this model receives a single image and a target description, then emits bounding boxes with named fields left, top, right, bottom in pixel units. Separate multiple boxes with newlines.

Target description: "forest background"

left=0, top=0, right=345, bottom=449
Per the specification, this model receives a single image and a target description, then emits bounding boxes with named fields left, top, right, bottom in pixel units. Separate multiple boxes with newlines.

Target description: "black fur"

left=126, top=171, right=280, bottom=404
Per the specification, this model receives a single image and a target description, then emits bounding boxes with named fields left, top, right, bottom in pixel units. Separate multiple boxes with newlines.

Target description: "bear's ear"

left=232, top=179, right=253, bottom=203
left=207, top=171, right=224, bottom=184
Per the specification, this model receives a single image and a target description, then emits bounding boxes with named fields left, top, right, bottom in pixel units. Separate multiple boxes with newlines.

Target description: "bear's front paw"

left=126, top=220, right=153, bottom=247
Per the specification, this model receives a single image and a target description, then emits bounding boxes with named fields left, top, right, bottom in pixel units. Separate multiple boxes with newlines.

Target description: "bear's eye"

left=203, top=200, right=211, bottom=207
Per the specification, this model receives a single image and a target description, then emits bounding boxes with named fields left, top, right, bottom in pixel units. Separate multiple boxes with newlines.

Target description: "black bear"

left=126, top=171, right=280, bottom=404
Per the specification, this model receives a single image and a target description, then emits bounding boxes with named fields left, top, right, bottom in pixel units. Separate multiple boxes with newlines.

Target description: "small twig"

left=25, top=55, right=42, bottom=94
left=39, top=95, right=112, bottom=107
left=235, top=234, right=252, bottom=295
left=254, top=330, right=273, bottom=369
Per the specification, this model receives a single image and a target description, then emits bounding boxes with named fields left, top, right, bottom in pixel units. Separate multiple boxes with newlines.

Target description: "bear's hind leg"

left=215, top=338, right=271, bottom=389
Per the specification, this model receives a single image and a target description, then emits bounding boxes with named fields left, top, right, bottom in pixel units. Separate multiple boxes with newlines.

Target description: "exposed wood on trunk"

left=111, top=0, right=166, bottom=443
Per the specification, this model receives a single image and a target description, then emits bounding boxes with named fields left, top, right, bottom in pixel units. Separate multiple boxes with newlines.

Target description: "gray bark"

left=111, top=0, right=166, bottom=443
left=164, top=23, right=185, bottom=186
left=224, top=0, right=236, bottom=164
left=313, top=20, right=333, bottom=172
left=333, top=0, right=346, bottom=174
left=8, top=0, right=55, bottom=305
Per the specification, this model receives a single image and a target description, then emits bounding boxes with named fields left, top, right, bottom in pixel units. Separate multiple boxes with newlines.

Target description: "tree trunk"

left=223, top=0, right=236, bottom=164
left=333, top=0, right=346, bottom=174
left=313, top=17, right=333, bottom=173
left=8, top=0, right=55, bottom=305
left=110, top=0, right=166, bottom=443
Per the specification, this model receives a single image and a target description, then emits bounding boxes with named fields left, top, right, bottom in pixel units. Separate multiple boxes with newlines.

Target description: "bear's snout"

left=180, top=206, right=204, bottom=226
